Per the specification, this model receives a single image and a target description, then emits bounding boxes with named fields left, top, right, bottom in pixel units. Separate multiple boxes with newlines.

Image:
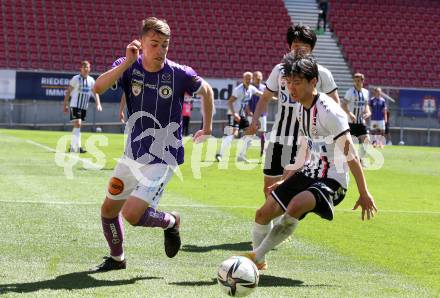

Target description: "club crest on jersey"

left=161, top=73, right=171, bottom=81
left=159, top=85, right=173, bottom=99
left=131, top=79, right=143, bottom=96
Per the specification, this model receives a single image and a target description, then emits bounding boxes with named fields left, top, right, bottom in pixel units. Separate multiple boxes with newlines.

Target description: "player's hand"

left=192, top=129, right=212, bottom=144
left=266, top=180, right=284, bottom=196
left=119, top=111, right=125, bottom=123
left=245, top=121, right=258, bottom=135
left=63, top=105, right=68, bottom=114
left=282, top=168, right=296, bottom=180
left=349, top=113, right=356, bottom=122
left=96, top=104, right=102, bottom=112
left=233, top=113, right=240, bottom=122
left=352, top=191, right=378, bottom=220
left=126, top=40, right=141, bottom=65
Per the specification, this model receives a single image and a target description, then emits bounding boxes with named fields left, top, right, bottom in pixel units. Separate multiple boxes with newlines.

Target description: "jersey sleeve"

left=343, top=88, right=352, bottom=104
left=318, top=66, right=337, bottom=94
left=327, top=106, right=350, bottom=140
left=231, top=85, right=240, bottom=98
left=112, top=57, right=128, bottom=90
left=69, top=76, right=78, bottom=89
left=183, top=66, right=203, bottom=95
left=265, top=64, right=280, bottom=93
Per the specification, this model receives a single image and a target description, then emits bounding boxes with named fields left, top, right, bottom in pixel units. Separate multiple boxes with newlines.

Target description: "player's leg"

left=237, top=117, right=252, bottom=161
left=217, top=116, right=237, bottom=161
left=121, top=163, right=180, bottom=258
left=69, top=108, right=80, bottom=152
left=92, top=158, right=145, bottom=272
left=252, top=194, right=283, bottom=249
left=253, top=191, right=315, bottom=264
left=250, top=172, right=314, bottom=266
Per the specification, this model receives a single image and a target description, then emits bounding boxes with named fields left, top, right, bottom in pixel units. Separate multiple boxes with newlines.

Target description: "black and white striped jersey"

left=297, top=93, right=350, bottom=189
left=343, top=87, right=369, bottom=124
left=265, top=63, right=338, bottom=146
left=69, top=74, right=95, bottom=110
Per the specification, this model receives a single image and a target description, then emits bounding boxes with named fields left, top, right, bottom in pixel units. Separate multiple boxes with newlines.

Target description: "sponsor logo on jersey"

left=159, top=85, right=173, bottom=99
left=133, top=69, right=144, bottom=78
left=131, top=79, right=143, bottom=96
left=145, top=83, right=157, bottom=90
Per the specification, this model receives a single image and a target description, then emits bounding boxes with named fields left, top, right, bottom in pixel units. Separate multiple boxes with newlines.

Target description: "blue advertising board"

left=15, top=71, right=122, bottom=102
left=399, top=89, right=440, bottom=117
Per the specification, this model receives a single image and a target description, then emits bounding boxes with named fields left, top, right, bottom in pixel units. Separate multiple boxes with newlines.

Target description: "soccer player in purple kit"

left=91, top=17, right=214, bottom=272
left=369, top=87, right=387, bottom=148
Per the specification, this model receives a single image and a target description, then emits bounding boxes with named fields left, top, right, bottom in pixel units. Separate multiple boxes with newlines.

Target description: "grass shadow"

left=0, top=270, right=160, bottom=294
left=170, top=275, right=306, bottom=288
left=182, top=241, right=252, bottom=253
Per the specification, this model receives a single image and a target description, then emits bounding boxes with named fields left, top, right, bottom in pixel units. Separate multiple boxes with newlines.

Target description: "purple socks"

left=134, top=207, right=172, bottom=229
left=102, top=214, right=124, bottom=258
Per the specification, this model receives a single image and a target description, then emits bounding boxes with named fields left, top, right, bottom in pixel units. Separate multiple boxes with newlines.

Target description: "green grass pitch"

left=0, top=129, right=439, bottom=297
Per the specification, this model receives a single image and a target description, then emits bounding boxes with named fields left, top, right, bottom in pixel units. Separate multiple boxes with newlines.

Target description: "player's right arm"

left=227, top=95, right=239, bottom=121
left=341, top=89, right=356, bottom=122
left=336, top=133, right=377, bottom=220
left=94, top=40, right=141, bottom=94
left=63, top=85, right=73, bottom=114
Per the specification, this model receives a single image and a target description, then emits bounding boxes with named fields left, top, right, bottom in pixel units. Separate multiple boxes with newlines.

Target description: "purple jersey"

left=248, top=83, right=266, bottom=116
left=369, top=97, right=386, bottom=121
left=113, top=57, right=202, bottom=165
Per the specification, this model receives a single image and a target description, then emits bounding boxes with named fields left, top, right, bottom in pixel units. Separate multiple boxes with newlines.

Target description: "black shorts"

left=70, top=107, right=87, bottom=121
left=349, top=123, right=368, bottom=137
left=272, top=172, right=346, bottom=221
left=263, top=142, right=297, bottom=177
left=228, top=115, right=249, bottom=130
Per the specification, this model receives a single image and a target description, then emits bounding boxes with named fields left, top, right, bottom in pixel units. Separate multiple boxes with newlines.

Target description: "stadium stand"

left=0, top=0, right=291, bottom=78
left=329, top=0, right=440, bottom=88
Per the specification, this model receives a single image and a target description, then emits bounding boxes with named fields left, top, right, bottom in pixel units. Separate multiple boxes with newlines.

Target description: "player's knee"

left=121, top=208, right=141, bottom=226
left=101, top=199, right=119, bottom=218
left=255, top=207, right=272, bottom=224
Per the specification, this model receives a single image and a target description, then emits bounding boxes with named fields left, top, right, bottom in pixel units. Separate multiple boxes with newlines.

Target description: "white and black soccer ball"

left=217, top=256, right=259, bottom=297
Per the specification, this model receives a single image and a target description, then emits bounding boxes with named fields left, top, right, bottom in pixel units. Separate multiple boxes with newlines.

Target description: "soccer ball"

left=217, top=256, right=259, bottom=297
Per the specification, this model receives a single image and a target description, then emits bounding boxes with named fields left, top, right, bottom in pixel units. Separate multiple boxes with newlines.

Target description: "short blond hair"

left=353, top=73, right=364, bottom=80
left=141, top=17, right=170, bottom=37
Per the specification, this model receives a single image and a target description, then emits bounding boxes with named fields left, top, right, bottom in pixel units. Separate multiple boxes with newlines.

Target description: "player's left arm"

left=336, top=133, right=377, bottom=220
left=193, top=80, right=214, bottom=143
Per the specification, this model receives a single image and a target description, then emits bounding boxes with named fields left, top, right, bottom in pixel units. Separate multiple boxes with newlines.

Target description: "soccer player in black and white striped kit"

left=247, top=25, right=340, bottom=200
left=341, top=73, right=371, bottom=166
left=243, top=53, right=377, bottom=270
left=63, top=61, right=102, bottom=153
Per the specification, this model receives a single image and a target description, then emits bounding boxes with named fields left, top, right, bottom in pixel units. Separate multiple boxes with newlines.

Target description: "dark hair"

left=281, top=52, right=318, bottom=82
left=141, top=17, right=171, bottom=37
left=286, top=25, right=317, bottom=50
left=81, top=61, right=90, bottom=67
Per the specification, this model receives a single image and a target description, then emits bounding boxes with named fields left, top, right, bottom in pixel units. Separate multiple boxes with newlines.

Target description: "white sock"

left=71, top=131, right=77, bottom=151
left=254, top=213, right=299, bottom=262
left=252, top=222, right=272, bottom=250
left=239, top=136, right=252, bottom=157
left=219, top=135, right=233, bottom=156
left=111, top=253, right=124, bottom=261
left=74, top=128, right=81, bottom=149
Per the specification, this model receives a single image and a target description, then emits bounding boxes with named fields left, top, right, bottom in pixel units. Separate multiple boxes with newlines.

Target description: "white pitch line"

left=25, top=139, right=100, bottom=169
left=0, top=199, right=439, bottom=215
